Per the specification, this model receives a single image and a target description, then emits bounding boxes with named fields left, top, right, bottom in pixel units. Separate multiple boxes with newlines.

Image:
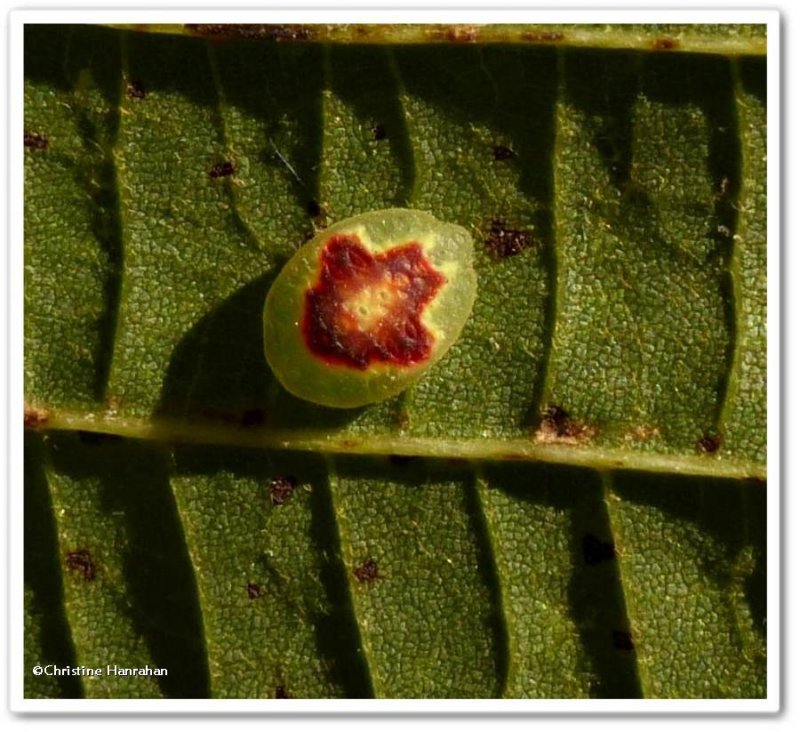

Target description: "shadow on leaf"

left=46, top=433, right=210, bottom=698
left=156, top=272, right=363, bottom=432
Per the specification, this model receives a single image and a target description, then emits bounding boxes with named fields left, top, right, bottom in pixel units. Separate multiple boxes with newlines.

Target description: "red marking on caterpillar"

left=262, top=208, right=477, bottom=408
left=302, top=235, right=446, bottom=370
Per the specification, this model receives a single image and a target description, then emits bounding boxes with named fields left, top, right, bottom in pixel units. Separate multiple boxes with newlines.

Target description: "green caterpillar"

left=263, top=208, right=477, bottom=408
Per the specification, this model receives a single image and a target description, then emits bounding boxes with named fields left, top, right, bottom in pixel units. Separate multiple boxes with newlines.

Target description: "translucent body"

left=263, top=208, right=477, bottom=408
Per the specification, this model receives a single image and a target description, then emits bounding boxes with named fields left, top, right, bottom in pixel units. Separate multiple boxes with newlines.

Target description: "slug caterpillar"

left=263, top=208, right=477, bottom=408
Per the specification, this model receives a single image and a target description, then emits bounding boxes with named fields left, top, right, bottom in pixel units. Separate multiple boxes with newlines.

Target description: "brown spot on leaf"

left=246, top=582, right=262, bottom=599
left=625, top=425, right=661, bottom=442
left=485, top=219, right=536, bottom=259
left=65, top=550, right=96, bottom=581
left=209, top=161, right=235, bottom=179
left=24, top=404, right=49, bottom=429
left=541, top=404, right=570, bottom=433
left=24, top=132, right=48, bottom=149
left=535, top=404, right=597, bottom=444
left=428, top=25, right=479, bottom=43
left=698, top=432, right=722, bottom=454
left=269, top=476, right=297, bottom=506
left=653, top=37, right=678, bottom=50
left=186, top=24, right=314, bottom=41
left=354, top=558, right=379, bottom=584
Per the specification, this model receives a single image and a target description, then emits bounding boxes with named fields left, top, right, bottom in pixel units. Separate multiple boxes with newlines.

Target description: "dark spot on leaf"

left=492, top=145, right=516, bottom=161
left=372, top=123, right=387, bottom=141
left=536, top=404, right=598, bottom=443
left=246, top=582, right=262, bottom=599
left=240, top=408, right=266, bottom=428
left=275, top=685, right=292, bottom=698
left=698, top=432, right=722, bottom=454
left=77, top=430, right=122, bottom=445
left=209, top=161, right=235, bottom=179
left=521, top=30, right=565, bottom=42
left=24, top=131, right=48, bottom=149
left=540, top=404, right=570, bottom=434
left=185, top=24, right=314, bottom=41
left=24, top=404, right=49, bottom=429
left=267, top=25, right=314, bottom=42
left=485, top=219, right=536, bottom=259
left=653, top=37, right=678, bottom=50
left=354, top=558, right=379, bottom=584
left=582, top=534, right=616, bottom=565
left=65, top=550, right=96, bottom=582
left=269, top=476, right=297, bottom=506
left=612, top=630, right=635, bottom=651
left=126, top=80, right=146, bottom=100
left=429, top=26, right=478, bottom=43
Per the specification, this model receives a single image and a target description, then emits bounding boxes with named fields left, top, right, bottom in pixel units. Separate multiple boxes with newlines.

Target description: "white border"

left=6, top=3, right=781, bottom=717
left=4, top=6, right=786, bottom=25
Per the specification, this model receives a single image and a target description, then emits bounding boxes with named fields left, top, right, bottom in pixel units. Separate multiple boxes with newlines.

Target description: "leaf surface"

left=23, top=24, right=767, bottom=699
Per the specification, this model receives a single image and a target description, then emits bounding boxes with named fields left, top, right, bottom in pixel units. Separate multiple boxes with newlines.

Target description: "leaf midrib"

left=105, top=23, right=768, bottom=57
left=30, top=409, right=766, bottom=481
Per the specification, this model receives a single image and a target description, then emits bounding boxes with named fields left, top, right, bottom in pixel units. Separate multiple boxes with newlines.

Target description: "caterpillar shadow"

left=156, top=273, right=363, bottom=433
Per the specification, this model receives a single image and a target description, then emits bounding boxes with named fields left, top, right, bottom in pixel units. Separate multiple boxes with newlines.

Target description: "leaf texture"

left=23, top=24, right=767, bottom=699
